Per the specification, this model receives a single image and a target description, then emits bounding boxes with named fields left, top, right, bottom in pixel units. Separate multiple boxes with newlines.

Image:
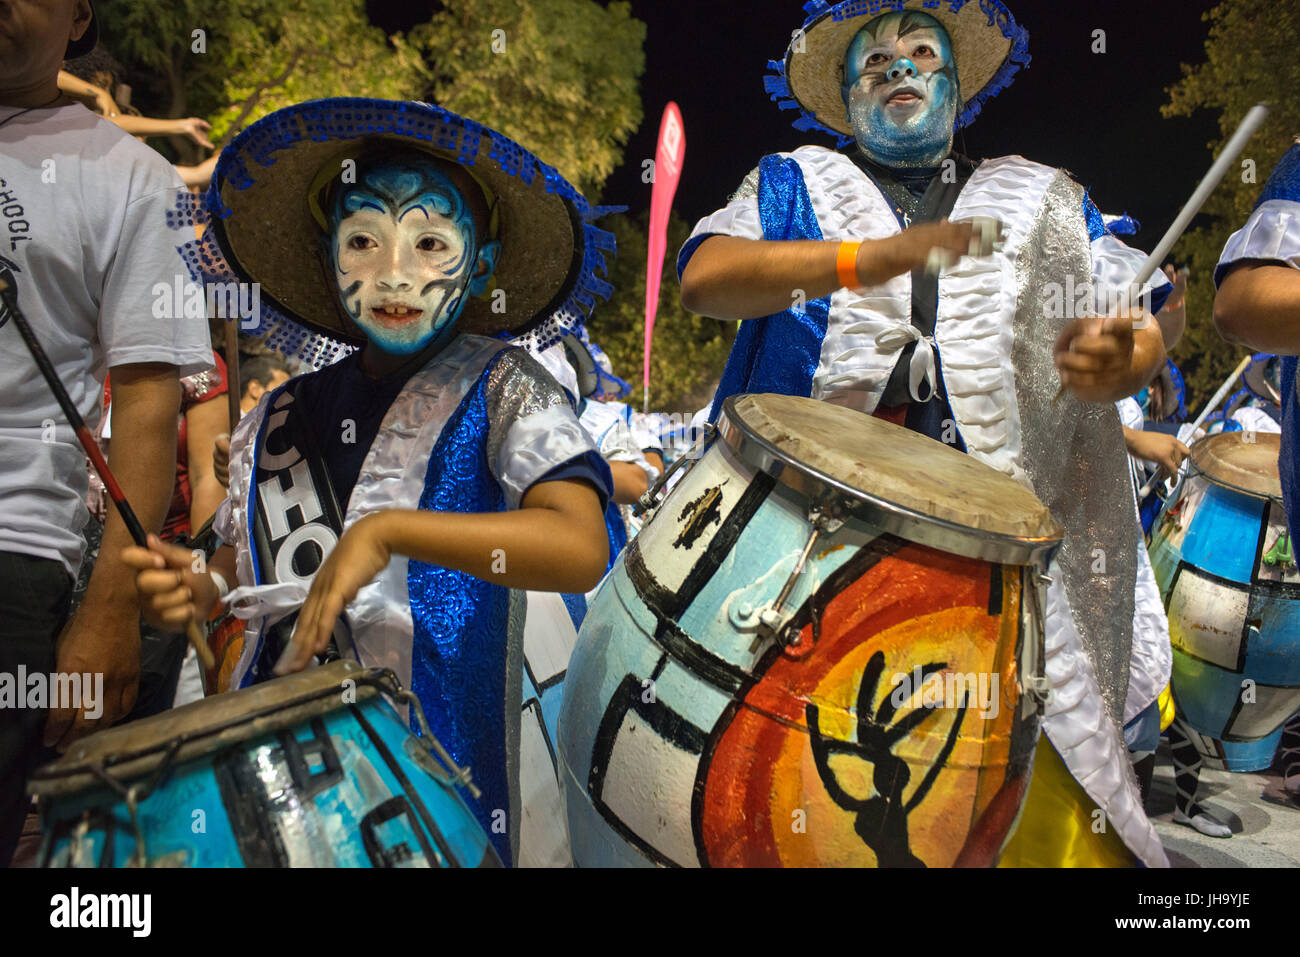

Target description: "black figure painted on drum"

left=677, top=1, right=1180, bottom=866
left=808, top=652, right=968, bottom=868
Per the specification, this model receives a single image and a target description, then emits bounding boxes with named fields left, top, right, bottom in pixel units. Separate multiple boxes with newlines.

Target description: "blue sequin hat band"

left=769, top=0, right=1031, bottom=146
left=194, top=98, right=616, bottom=351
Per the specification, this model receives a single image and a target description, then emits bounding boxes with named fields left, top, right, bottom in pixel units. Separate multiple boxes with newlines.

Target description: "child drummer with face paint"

left=123, top=99, right=616, bottom=866
left=679, top=2, right=1180, bottom=867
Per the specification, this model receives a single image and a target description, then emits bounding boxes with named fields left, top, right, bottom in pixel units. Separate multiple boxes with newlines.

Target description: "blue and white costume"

left=681, top=146, right=1173, bottom=866
left=216, top=335, right=607, bottom=866
left=1216, top=142, right=1300, bottom=543
left=1115, top=397, right=1173, bottom=735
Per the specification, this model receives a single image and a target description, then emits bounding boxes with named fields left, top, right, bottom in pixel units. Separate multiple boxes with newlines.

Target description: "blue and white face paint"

left=329, top=159, right=500, bottom=356
left=841, top=11, right=960, bottom=168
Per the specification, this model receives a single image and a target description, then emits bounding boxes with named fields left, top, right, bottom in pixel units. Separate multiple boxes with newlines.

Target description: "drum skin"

left=558, top=437, right=1042, bottom=868
left=1149, top=452, right=1300, bottom=772
left=36, top=686, right=497, bottom=868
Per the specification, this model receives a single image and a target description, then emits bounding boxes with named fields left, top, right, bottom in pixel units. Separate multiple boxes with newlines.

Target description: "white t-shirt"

left=0, top=102, right=213, bottom=576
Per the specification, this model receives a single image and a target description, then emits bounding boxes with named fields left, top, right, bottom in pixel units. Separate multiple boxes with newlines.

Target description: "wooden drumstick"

left=0, top=277, right=215, bottom=670
left=1055, top=104, right=1270, bottom=403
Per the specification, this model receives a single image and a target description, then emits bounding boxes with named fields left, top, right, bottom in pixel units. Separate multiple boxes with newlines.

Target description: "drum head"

left=723, top=394, right=1061, bottom=546
left=1192, top=431, right=1282, bottom=500
left=30, top=660, right=381, bottom=797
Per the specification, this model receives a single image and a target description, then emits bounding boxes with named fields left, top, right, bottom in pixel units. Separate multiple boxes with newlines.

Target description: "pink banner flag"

left=644, top=101, right=685, bottom=412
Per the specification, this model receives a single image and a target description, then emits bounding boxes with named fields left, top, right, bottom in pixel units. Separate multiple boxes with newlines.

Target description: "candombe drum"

left=557, top=394, right=1061, bottom=868
left=31, top=660, right=499, bottom=867
left=1148, top=431, right=1300, bottom=771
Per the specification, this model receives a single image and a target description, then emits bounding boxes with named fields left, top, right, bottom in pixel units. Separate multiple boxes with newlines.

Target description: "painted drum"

left=1149, top=431, right=1300, bottom=772
left=558, top=394, right=1062, bottom=868
left=30, top=660, right=499, bottom=867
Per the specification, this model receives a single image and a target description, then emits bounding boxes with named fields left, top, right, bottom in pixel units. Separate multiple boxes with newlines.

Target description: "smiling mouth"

left=370, top=304, right=424, bottom=326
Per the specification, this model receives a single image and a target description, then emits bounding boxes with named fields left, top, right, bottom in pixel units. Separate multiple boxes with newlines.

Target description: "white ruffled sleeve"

left=487, top=350, right=603, bottom=511
left=1215, top=199, right=1300, bottom=285
left=1090, top=234, right=1173, bottom=314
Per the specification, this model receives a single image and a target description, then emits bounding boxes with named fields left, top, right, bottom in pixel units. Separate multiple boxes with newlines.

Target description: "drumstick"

left=0, top=277, right=215, bottom=670
left=223, top=317, right=241, bottom=432
left=1055, top=103, right=1270, bottom=403
left=1135, top=353, right=1253, bottom=500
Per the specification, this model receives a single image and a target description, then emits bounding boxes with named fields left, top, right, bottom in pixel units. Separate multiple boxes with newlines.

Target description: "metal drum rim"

left=1183, top=458, right=1285, bottom=505
left=717, top=396, right=1061, bottom=569
left=29, top=660, right=385, bottom=796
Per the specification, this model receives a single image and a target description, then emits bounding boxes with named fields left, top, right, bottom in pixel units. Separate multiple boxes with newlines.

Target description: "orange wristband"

left=837, top=241, right=862, bottom=289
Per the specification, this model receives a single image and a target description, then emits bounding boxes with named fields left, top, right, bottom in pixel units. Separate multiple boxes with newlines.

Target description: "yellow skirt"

left=998, top=737, right=1138, bottom=868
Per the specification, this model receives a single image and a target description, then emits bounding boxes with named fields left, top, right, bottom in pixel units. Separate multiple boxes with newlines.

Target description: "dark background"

left=371, top=0, right=1224, bottom=248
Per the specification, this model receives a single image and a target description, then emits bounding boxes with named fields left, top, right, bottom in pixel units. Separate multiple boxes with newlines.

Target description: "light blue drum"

left=558, top=395, right=1058, bottom=868
left=1149, top=431, right=1300, bottom=771
left=31, top=660, right=499, bottom=867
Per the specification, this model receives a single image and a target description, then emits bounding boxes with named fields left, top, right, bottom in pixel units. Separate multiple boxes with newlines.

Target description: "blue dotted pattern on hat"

left=765, top=0, right=1031, bottom=146
left=168, top=98, right=620, bottom=369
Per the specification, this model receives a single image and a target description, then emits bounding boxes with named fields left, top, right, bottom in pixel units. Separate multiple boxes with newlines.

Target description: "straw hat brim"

left=207, top=99, right=586, bottom=347
left=780, top=0, right=1028, bottom=138
left=1243, top=354, right=1280, bottom=400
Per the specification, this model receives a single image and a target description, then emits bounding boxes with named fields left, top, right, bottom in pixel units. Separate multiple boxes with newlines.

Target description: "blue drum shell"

left=1149, top=465, right=1300, bottom=772
left=35, top=685, right=497, bottom=868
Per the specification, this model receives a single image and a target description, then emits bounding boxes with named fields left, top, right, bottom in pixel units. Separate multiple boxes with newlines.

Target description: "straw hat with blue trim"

left=766, top=0, right=1031, bottom=146
left=181, top=98, right=615, bottom=368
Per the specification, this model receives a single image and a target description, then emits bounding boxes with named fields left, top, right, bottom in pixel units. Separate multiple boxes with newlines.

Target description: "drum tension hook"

left=757, top=503, right=844, bottom=648
left=635, top=424, right=717, bottom=517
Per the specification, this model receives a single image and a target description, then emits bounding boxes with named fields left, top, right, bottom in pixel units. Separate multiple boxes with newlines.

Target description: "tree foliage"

left=413, top=0, right=645, bottom=196
left=97, top=0, right=644, bottom=197
left=587, top=211, right=736, bottom=415
left=1162, top=0, right=1300, bottom=409
left=206, top=0, right=427, bottom=147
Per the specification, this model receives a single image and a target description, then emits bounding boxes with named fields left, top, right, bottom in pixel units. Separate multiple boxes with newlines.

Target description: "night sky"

left=372, top=0, right=1226, bottom=250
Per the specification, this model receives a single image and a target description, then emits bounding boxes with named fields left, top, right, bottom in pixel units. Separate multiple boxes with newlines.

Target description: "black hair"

left=63, top=46, right=125, bottom=90
left=239, top=354, right=292, bottom=398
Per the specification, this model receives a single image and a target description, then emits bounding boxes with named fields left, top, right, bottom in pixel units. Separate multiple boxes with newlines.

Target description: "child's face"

left=331, top=161, right=498, bottom=356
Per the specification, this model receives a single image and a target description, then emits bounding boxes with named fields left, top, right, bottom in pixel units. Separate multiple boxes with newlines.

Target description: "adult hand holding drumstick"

left=1054, top=307, right=1168, bottom=404
left=0, top=277, right=205, bottom=748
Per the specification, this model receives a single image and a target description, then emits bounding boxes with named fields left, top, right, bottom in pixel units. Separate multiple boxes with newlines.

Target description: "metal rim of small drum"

left=716, top=395, right=1062, bottom=570
left=1183, top=431, right=1285, bottom=505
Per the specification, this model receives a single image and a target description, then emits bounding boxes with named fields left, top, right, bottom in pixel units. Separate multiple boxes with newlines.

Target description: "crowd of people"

left=1, top=0, right=1296, bottom=869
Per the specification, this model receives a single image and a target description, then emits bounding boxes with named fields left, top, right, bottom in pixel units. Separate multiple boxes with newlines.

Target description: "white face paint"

left=841, top=11, right=960, bottom=168
left=331, top=163, right=498, bottom=356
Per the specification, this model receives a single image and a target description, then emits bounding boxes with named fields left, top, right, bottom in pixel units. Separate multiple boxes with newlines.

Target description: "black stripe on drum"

left=351, top=703, right=462, bottom=868
left=589, top=674, right=708, bottom=868
left=536, top=669, right=567, bottom=694
left=627, top=471, right=778, bottom=621
left=782, top=534, right=906, bottom=645
left=1220, top=684, right=1299, bottom=743
left=651, top=618, right=748, bottom=694
left=215, top=748, right=291, bottom=867
left=359, top=795, right=439, bottom=868
left=524, top=656, right=568, bottom=697
left=988, top=564, right=1003, bottom=618
left=523, top=696, right=558, bottom=769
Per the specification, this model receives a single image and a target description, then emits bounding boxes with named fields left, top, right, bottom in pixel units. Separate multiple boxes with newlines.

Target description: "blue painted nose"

left=887, top=58, right=918, bottom=81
